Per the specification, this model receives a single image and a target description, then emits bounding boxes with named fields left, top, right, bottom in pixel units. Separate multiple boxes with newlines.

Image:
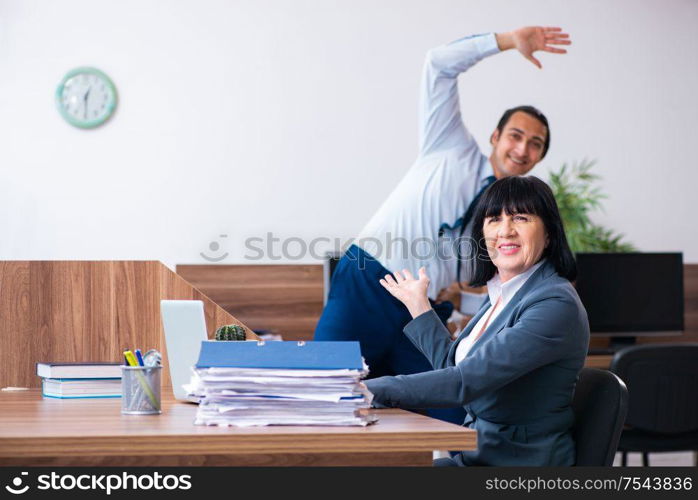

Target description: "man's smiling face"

left=489, top=111, right=547, bottom=178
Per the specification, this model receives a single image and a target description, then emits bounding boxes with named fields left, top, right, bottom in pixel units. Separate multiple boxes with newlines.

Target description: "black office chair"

left=571, top=367, right=628, bottom=466
left=610, top=343, right=698, bottom=466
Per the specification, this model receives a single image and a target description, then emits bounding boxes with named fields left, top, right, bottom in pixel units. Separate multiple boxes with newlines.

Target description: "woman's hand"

left=379, top=267, right=432, bottom=319
left=358, top=382, right=374, bottom=406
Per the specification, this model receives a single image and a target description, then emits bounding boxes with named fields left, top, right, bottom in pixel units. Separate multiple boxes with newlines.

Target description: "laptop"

left=160, top=300, right=209, bottom=402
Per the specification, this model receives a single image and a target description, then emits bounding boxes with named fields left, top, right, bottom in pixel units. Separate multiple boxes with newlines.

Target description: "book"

left=41, top=378, right=121, bottom=399
left=195, top=340, right=364, bottom=370
left=36, top=362, right=121, bottom=379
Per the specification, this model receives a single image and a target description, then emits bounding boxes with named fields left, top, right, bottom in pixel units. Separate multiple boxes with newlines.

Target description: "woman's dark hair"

left=495, top=105, right=550, bottom=158
left=467, top=175, right=576, bottom=287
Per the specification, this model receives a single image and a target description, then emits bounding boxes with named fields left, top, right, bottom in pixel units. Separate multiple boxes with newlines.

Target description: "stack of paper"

left=187, top=341, right=375, bottom=427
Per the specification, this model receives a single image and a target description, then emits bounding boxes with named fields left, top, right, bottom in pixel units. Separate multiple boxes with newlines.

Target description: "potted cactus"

left=214, top=324, right=246, bottom=341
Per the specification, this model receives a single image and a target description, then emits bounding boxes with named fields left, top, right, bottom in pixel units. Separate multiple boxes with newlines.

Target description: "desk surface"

left=585, top=355, right=613, bottom=369
left=0, top=391, right=476, bottom=466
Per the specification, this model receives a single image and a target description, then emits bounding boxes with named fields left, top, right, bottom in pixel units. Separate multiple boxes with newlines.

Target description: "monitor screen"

left=323, top=251, right=342, bottom=305
left=574, top=253, right=684, bottom=336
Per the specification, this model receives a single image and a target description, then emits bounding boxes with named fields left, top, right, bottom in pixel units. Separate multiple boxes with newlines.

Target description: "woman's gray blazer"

left=366, top=260, right=590, bottom=466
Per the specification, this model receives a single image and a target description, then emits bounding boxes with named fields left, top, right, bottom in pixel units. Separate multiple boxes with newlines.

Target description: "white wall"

left=1, top=0, right=697, bottom=266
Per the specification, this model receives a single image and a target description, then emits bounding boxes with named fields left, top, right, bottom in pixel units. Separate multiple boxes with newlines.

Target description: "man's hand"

left=379, top=267, right=432, bottom=319
left=447, top=313, right=473, bottom=340
left=496, top=26, right=571, bottom=68
left=435, top=281, right=463, bottom=308
left=436, top=282, right=488, bottom=308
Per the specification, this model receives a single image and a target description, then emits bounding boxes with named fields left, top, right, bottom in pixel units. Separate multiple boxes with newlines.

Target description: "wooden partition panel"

left=177, top=264, right=324, bottom=341
left=177, top=263, right=698, bottom=346
left=0, top=261, right=256, bottom=389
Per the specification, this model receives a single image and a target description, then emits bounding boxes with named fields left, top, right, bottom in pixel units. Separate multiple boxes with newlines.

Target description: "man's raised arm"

left=418, top=33, right=500, bottom=157
left=418, top=27, right=571, bottom=157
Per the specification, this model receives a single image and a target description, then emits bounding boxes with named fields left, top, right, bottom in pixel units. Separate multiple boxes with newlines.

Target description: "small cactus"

left=215, top=324, right=246, bottom=341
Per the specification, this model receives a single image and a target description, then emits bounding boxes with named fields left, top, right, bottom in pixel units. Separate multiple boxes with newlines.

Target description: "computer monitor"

left=574, top=253, right=684, bottom=341
left=323, top=251, right=342, bottom=305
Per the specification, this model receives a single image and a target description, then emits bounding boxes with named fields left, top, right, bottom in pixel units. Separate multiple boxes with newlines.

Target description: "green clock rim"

left=55, top=66, right=118, bottom=129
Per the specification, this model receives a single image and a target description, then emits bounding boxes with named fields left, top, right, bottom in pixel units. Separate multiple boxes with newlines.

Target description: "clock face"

left=56, top=67, right=117, bottom=128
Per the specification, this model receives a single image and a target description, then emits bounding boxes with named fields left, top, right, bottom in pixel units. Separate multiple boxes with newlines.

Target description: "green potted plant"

left=548, top=160, right=635, bottom=253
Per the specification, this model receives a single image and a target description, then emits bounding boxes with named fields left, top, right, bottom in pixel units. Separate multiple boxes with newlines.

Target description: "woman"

left=365, top=176, right=590, bottom=466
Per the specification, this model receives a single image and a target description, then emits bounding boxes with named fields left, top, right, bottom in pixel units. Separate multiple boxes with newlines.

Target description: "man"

left=315, top=26, right=570, bottom=388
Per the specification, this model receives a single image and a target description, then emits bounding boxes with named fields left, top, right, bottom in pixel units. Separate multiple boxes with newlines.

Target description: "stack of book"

left=37, top=362, right=122, bottom=399
left=187, top=341, right=375, bottom=427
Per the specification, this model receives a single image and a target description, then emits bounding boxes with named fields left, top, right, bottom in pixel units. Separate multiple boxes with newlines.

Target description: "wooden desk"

left=584, top=355, right=613, bottom=369
left=0, top=391, right=476, bottom=467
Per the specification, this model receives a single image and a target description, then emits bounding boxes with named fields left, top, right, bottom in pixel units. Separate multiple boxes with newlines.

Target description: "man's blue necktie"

left=438, top=176, right=497, bottom=237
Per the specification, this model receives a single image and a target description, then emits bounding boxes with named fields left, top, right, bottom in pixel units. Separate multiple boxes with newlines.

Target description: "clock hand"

left=83, top=88, right=91, bottom=120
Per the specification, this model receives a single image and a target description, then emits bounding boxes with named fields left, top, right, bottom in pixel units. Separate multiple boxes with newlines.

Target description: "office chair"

left=571, top=367, right=628, bottom=466
left=610, top=343, right=698, bottom=466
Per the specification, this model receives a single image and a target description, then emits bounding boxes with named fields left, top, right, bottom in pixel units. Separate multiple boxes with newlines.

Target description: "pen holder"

left=121, top=366, right=162, bottom=415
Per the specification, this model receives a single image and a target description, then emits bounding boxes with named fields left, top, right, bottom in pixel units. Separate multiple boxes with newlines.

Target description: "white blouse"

left=454, top=260, right=545, bottom=364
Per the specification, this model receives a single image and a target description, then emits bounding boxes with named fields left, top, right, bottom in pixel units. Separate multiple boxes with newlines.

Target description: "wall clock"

left=55, top=67, right=117, bottom=129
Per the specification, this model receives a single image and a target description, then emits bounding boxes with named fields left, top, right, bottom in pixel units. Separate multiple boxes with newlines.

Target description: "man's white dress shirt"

left=356, top=34, right=501, bottom=299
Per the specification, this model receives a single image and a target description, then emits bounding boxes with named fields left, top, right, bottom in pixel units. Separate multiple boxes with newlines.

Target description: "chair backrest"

left=572, top=367, right=628, bottom=466
left=610, top=343, right=698, bottom=434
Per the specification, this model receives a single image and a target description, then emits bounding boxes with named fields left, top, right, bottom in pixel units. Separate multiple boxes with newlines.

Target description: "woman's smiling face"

left=483, top=210, right=548, bottom=283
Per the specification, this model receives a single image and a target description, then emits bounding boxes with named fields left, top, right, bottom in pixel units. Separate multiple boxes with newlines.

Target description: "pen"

left=123, top=349, right=158, bottom=409
left=123, top=350, right=138, bottom=367
left=135, top=349, right=145, bottom=367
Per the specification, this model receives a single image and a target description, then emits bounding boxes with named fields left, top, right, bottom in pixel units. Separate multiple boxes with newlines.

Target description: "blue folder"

left=195, top=341, right=364, bottom=370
